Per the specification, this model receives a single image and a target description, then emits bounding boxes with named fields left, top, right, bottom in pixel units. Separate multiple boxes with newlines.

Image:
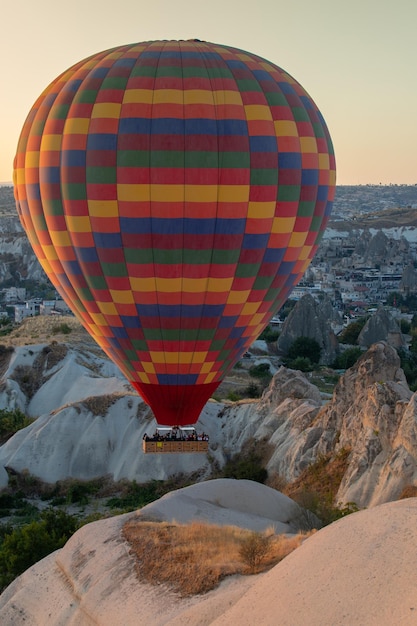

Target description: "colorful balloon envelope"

left=14, top=40, right=336, bottom=426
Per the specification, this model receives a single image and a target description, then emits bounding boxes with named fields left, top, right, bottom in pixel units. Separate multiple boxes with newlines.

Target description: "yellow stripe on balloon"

left=41, top=135, right=62, bottom=151
left=319, top=153, right=330, bottom=169
left=109, top=290, right=135, bottom=304
left=212, top=90, right=243, bottom=106
left=271, top=216, right=296, bottom=233
left=227, top=290, right=251, bottom=304
left=65, top=216, right=91, bottom=233
left=300, top=137, right=317, bottom=153
left=244, top=105, right=273, bottom=120
left=274, top=120, right=298, bottom=136
left=247, top=201, right=276, bottom=219
left=155, top=277, right=182, bottom=292
left=240, top=302, right=260, bottom=315
left=288, top=231, right=307, bottom=247
left=88, top=200, right=119, bottom=217
left=142, top=362, right=156, bottom=374
left=97, top=301, right=119, bottom=315
left=25, top=152, right=40, bottom=168
left=64, top=118, right=90, bottom=134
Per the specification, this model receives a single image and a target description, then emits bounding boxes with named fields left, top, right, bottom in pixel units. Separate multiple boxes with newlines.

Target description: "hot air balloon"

left=13, top=40, right=336, bottom=427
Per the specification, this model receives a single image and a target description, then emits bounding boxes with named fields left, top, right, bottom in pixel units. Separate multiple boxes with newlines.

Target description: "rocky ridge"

left=0, top=333, right=417, bottom=508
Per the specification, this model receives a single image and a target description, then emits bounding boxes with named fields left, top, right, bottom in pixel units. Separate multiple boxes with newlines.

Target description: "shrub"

left=289, top=356, right=313, bottom=372
left=244, top=382, right=261, bottom=398
left=221, top=452, right=268, bottom=484
left=238, top=531, right=271, bottom=572
left=52, top=322, right=72, bottom=335
left=249, top=362, right=272, bottom=380
left=106, top=480, right=167, bottom=512
left=65, top=482, right=95, bottom=506
left=10, top=365, right=40, bottom=399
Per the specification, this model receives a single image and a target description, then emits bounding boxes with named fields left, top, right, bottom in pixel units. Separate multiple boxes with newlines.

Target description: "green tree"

left=258, top=326, right=280, bottom=343
left=333, top=347, right=363, bottom=369
left=338, top=317, right=368, bottom=345
left=386, top=292, right=403, bottom=307
left=400, top=319, right=411, bottom=334
left=286, top=336, right=321, bottom=364
left=0, top=509, right=78, bottom=591
left=0, top=408, right=32, bottom=441
left=398, top=348, right=417, bottom=391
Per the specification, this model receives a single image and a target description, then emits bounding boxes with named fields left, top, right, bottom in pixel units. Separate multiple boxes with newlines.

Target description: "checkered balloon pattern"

left=14, top=40, right=336, bottom=425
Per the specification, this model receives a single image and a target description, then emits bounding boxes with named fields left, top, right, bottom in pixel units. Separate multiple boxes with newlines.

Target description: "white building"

left=14, top=300, right=40, bottom=323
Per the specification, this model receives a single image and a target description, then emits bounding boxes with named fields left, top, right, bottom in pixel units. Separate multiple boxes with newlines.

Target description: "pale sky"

left=1, top=0, right=416, bottom=185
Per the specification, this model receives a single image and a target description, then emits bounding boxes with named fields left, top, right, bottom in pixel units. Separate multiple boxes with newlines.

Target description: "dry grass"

left=284, top=449, right=351, bottom=502
left=1, top=315, right=93, bottom=348
left=122, top=519, right=310, bottom=596
left=82, top=393, right=121, bottom=416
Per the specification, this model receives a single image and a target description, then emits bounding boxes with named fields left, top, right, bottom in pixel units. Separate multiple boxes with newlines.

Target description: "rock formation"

left=401, top=263, right=417, bottom=294
left=2, top=484, right=417, bottom=625
left=263, top=341, right=413, bottom=508
left=1, top=337, right=417, bottom=509
left=276, top=293, right=340, bottom=364
left=357, top=305, right=405, bottom=348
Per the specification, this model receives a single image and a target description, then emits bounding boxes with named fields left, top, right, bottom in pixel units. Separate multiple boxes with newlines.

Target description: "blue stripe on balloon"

left=119, top=117, right=247, bottom=137
left=242, top=233, right=270, bottom=249
left=119, top=118, right=152, bottom=134
left=139, top=50, right=222, bottom=60
left=121, top=315, right=142, bottom=328
left=76, top=247, right=99, bottom=262
left=278, top=82, right=296, bottom=95
left=219, top=316, right=238, bottom=328
left=317, top=185, right=329, bottom=201
left=137, top=304, right=224, bottom=318
left=124, top=218, right=247, bottom=235
left=62, top=150, right=86, bottom=167
left=158, top=374, right=198, bottom=385
left=250, top=136, right=277, bottom=152
left=111, top=326, right=129, bottom=339
left=120, top=217, right=151, bottom=233
left=263, top=248, right=286, bottom=263
left=64, top=260, right=83, bottom=275
left=93, top=232, right=123, bottom=248
left=301, top=169, right=319, bottom=185
left=277, top=261, right=296, bottom=275
left=87, top=134, right=117, bottom=151
left=252, top=69, right=275, bottom=82
left=278, top=152, right=302, bottom=168
left=41, top=167, right=60, bottom=183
